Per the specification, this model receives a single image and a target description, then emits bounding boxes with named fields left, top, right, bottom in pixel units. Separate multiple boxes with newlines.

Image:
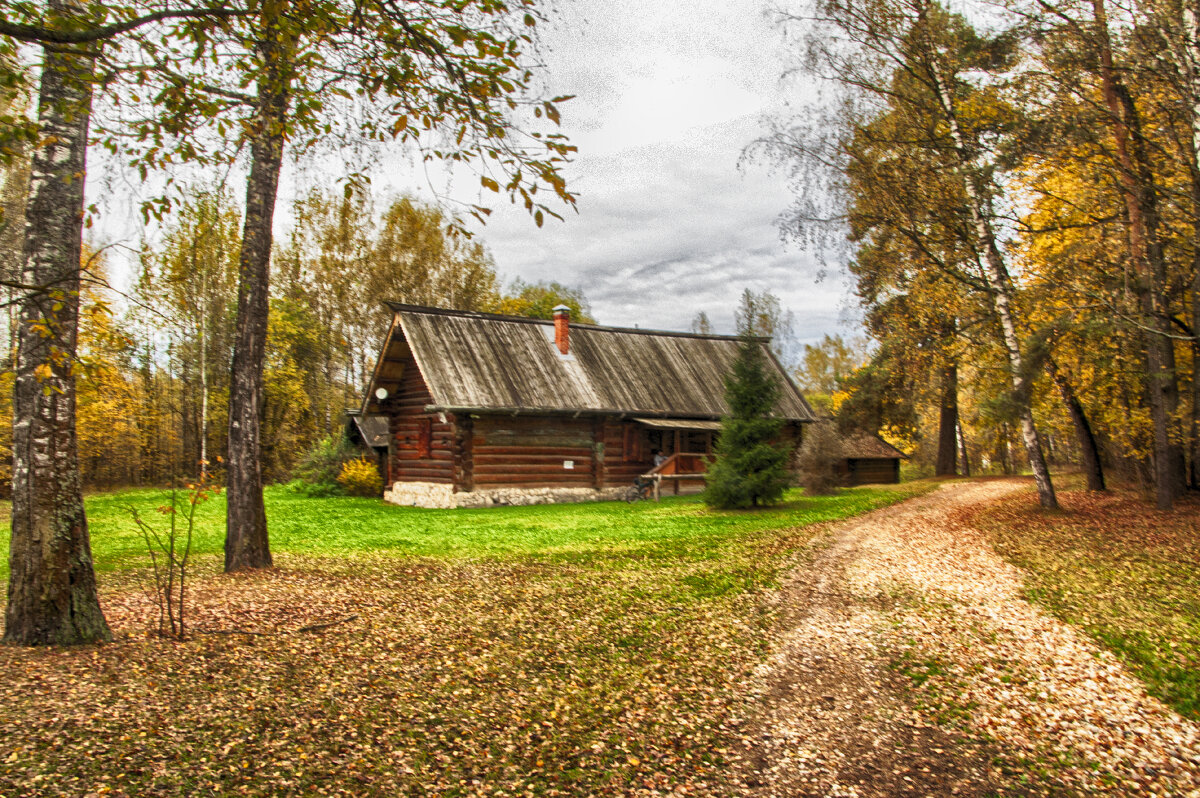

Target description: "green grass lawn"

left=0, top=483, right=930, bottom=579
left=0, top=481, right=935, bottom=797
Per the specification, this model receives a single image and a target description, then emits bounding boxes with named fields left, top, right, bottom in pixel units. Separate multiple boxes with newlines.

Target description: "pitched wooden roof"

left=835, top=428, right=907, bottom=459
left=364, top=304, right=817, bottom=421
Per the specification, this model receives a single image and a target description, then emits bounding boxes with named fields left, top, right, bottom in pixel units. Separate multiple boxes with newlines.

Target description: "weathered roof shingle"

left=365, top=304, right=816, bottom=422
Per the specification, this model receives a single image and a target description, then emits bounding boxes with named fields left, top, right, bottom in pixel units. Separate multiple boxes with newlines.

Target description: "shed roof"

left=835, top=429, right=907, bottom=460
left=344, top=410, right=389, bottom=449
left=363, top=304, right=816, bottom=422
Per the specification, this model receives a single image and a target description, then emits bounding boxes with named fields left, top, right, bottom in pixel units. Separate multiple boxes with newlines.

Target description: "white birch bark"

left=926, top=51, right=1059, bottom=509
left=5, top=0, right=110, bottom=644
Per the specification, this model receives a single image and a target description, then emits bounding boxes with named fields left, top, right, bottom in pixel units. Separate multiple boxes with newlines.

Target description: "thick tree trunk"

left=1157, top=0, right=1200, bottom=490
left=1090, top=0, right=1183, bottom=508
left=935, top=361, right=958, bottom=476
left=926, top=54, right=1057, bottom=509
left=1046, top=356, right=1105, bottom=491
left=5, top=16, right=111, bottom=645
left=225, top=34, right=292, bottom=573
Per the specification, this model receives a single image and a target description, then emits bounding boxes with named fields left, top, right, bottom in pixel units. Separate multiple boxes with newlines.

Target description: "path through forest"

left=726, top=479, right=1200, bottom=797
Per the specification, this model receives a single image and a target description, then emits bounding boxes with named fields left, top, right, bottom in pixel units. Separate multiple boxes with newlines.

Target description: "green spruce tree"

left=704, top=333, right=793, bottom=509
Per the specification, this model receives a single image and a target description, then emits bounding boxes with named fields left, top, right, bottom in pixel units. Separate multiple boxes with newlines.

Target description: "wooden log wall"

left=386, top=354, right=455, bottom=484
left=386, top=398, right=803, bottom=492
left=845, top=458, right=901, bottom=486
left=472, top=416, right=599, bottom=488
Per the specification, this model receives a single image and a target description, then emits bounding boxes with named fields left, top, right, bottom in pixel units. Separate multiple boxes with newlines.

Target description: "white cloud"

left=457, top=0, right=861, bottom=339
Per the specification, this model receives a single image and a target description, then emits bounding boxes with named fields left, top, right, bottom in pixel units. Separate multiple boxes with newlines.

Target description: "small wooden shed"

left=833, top=430, right=906, bottom=485
left=361, top=303, right=817, bottom=507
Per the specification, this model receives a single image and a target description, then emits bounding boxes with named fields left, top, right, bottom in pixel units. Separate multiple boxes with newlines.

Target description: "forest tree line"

left=763, top=0, right=1200, bottom=509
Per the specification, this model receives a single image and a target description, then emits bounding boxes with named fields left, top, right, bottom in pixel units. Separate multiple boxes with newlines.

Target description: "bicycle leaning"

left=624, top=475, right=655, bottom=503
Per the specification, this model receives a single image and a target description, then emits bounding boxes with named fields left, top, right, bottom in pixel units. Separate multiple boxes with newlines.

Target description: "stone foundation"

left=383, top=481, right=628, bottom=509
left=383, top=482, right=457, bottom=509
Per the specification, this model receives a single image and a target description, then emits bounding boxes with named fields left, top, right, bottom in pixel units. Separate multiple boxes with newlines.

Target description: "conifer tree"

left=704, top=333, right=793, bottom=509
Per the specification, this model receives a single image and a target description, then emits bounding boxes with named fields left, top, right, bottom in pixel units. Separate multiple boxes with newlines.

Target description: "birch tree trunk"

left=199, top=299, right=208, bottom=479
left=224, top=24, right=292, bottom=572
left=926, top=52, right=1059, bottom=509
left=5, top=5, right=110, bottom=644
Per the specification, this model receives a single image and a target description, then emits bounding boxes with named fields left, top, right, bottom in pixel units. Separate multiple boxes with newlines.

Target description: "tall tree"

left=1151, top=0, right=1200, bottom=490
left=837, top=77, right=982, bottom=476
left=914, top=2, right=1056, bottom=507
left=1024, top=0, right=1185, bottom=506
left=142, top=186, right=241, bottom=476
left=4, top=0, right=111, bottom=643
left=140, top=0, right=578, bottom=571
left=0, top=0, right=252, bottom=646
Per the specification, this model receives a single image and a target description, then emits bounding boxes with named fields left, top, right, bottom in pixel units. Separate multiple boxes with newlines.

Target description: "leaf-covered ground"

left=976, top=485, right=1200, bottom=719
left=0, top=484, right=929, bottom=797
left=8, top=479, right=1199, bottom=796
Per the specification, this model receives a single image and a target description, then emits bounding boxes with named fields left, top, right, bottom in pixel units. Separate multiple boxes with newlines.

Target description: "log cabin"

left=361, top=303, right=818, bottom=508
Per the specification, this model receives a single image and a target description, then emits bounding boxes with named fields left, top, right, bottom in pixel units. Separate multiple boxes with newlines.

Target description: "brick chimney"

left=552, top=305, right=570, bottom=355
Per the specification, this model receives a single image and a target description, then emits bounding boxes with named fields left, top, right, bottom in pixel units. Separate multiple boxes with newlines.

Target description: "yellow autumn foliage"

left=337, top=457, right=383, bottom=497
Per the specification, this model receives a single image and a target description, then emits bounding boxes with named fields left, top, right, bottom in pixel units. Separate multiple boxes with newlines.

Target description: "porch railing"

left=643, top=452, right=710, bottom=500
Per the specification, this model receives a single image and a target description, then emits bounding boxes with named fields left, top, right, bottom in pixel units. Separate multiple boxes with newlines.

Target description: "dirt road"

left=729, top=479, right=1200, bottom=797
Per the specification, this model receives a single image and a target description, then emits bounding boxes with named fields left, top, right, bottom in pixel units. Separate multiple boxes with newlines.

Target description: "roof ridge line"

left=382, top=301, right=766, bottom=342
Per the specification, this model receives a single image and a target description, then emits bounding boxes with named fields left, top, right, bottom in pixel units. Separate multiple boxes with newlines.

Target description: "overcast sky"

left=374, top=0, right=860, bottom=346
